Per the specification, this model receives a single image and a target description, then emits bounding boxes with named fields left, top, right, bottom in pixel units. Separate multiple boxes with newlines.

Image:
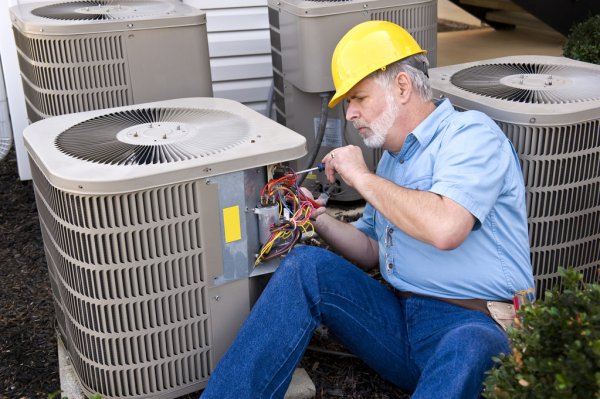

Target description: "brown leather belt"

left=393, top=290, right=493, bottom=316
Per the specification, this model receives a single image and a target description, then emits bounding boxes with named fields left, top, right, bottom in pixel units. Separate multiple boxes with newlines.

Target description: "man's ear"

left=395, top=72, right=411, bottom=103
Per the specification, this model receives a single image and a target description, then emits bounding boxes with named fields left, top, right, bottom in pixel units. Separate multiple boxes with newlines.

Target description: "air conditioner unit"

left=10, top=0, right=213, bottom=124
left=23, top=97, right=306, bottom=399
left=429, top=55, right=600, bottom=297
left=268, top=0, right=437, bottom=200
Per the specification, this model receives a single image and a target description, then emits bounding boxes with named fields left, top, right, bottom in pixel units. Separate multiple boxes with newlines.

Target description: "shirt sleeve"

left=429, top=111, right=511, bottom=225
left=351, top=202, right=378, bottom=241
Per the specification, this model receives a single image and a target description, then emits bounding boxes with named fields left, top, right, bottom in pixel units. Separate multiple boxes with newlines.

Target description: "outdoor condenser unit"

left=268, top=0, right=437, bottom=200
left=10, top=0, right=213, bottom=123
left=23, top=97, right=306, bottom=398
left=429, top=55, right=600, bottom=297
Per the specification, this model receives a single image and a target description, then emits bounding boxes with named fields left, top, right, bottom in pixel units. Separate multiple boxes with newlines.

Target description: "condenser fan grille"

left=56, top=107, right=250, bottom=165
left=450, top=62, right=600, bottom=104
left=31, top=0, right=174, bottom=21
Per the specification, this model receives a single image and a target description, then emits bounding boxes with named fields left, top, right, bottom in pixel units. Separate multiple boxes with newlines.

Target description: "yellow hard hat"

left=329, top=20, right=426, bottom=108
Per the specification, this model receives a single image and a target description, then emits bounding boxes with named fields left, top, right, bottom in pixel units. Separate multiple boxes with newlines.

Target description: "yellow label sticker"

left=223, top=205, right=242, bottom=243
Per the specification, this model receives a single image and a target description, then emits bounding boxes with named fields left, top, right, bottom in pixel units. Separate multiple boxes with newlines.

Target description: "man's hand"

left=299, top=185, right=379, bottom=270
left=299, top=187, right=328, bottom=219
left=322, top=145, right=372, bottom=188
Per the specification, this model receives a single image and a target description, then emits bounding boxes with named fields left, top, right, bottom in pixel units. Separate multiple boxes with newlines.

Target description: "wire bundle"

left=255, top=168, right=318, bottom=265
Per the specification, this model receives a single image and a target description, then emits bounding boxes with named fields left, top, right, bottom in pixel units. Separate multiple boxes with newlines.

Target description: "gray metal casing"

left=10, top=0, right=213, bottom=123
left=269, top=0, right=438, bottom=93
left=23, top=98, right=307, bottom=398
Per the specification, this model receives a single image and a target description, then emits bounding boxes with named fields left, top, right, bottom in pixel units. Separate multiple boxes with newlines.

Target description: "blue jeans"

left=201, top=245, right=509, bottom=399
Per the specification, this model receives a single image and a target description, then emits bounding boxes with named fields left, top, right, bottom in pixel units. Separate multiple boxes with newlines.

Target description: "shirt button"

left=399, top=159, right=405, bottom=164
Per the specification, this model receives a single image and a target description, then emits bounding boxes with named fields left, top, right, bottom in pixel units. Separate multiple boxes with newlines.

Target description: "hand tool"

left=294, top=163, right=325, bottom=175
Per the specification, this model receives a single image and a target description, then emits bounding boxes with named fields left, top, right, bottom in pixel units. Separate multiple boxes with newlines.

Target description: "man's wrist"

left=310, top=209, right=327, bottom=223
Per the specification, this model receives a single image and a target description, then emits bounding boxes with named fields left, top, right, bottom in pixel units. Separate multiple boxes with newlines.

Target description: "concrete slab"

left=438, top=0, right=482, bottom=26
left=59, top=338, right=315, bottom=399
left=437, top=26, right=566, bottom=66
left=284, top=368, right=316, bottom=399
left=437, top=0, right=566, bottom=67
left=57, top=336, right=84, bottom=399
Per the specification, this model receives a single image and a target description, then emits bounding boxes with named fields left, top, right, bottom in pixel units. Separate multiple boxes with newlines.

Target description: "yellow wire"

left=256, top=181, right=319, bottom=265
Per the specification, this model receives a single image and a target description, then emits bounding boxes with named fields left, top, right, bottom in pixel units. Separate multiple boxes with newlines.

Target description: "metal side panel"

left=206, top=273, right=272, bottom=382
left=207, top=278, right=251, bottom=374
left=211, top=169, right=265, bottom=282
left=126, top=24, right=213, bottom=103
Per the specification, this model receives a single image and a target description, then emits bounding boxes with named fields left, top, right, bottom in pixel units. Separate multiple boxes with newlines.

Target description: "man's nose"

left=346, top=102, right=358, bottom=121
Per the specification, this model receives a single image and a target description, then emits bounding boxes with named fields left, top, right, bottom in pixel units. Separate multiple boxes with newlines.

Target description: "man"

left=201, top=20, right=534, bottom=399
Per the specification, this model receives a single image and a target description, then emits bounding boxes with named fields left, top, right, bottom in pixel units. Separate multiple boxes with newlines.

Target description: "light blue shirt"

left=354, top=98, right=534, bottom=301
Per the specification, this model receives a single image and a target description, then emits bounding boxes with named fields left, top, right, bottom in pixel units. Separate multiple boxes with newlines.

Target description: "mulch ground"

left=0, top=148, right=59, bottom=398
left=0, top=147, right=409, bottom=399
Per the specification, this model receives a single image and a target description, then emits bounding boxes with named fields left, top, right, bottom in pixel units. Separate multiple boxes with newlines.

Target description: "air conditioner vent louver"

left=31, top=0, right=173, bottom=21
left=56, top=107, right=250, bottom=165
left=450, top=62, right=600, bottom=104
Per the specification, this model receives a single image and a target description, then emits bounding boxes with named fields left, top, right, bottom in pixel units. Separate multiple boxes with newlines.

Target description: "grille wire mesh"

left=31, top=0, right=174, bottom=21
left=450, top=62, right=600, bottom=104
left=56, top=107, right=250, bottom=165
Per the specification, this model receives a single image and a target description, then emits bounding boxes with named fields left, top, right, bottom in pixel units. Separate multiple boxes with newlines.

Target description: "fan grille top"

left=56, top=107, right=250, bottom=165
left=450, top=62, right=600, bottom=104
left=31, top=0, right=175, bottom=21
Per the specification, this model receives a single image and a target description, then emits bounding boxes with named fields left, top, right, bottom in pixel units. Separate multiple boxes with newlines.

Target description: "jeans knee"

left=274, top=245, right=347, bottom=299
left=278, top=245, right=317, bottom=274
left=269, top=246, right=324, bottom=292
left=278, top=245, right=334, bottom=275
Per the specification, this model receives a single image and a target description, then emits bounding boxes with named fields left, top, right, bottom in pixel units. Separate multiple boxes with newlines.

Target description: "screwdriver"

left=295, top=162, right=325, bottom=175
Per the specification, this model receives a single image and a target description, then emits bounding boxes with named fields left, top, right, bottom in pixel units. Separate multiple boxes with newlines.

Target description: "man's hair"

left=372, top=53, right=433, bottom=101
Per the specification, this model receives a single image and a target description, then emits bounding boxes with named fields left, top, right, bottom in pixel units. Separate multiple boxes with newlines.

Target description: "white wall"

left=0, top=1, right=34, bottom=180
left=0, top=0, right=273, bottom=180
left=184, top=0, right=272, bottom=114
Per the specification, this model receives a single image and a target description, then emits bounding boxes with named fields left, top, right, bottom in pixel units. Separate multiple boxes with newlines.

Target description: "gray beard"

left=354, top=93, right=397, bottom=149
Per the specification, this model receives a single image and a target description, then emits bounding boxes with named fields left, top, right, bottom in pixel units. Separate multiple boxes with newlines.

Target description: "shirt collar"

left=385, top=98, right=453, bottom=159
left=411, top=98, right=454, bottom=147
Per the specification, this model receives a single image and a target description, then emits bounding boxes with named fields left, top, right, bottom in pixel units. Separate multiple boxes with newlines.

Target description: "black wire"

left=298, top=92, right=333, bottom=187
left=265, top=79, right=275, bottom=118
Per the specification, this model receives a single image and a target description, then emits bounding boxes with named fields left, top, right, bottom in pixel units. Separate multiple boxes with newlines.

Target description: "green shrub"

left=563, top=15, right=600, bottom=64
left=483, top=268, right=600, bottom=399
